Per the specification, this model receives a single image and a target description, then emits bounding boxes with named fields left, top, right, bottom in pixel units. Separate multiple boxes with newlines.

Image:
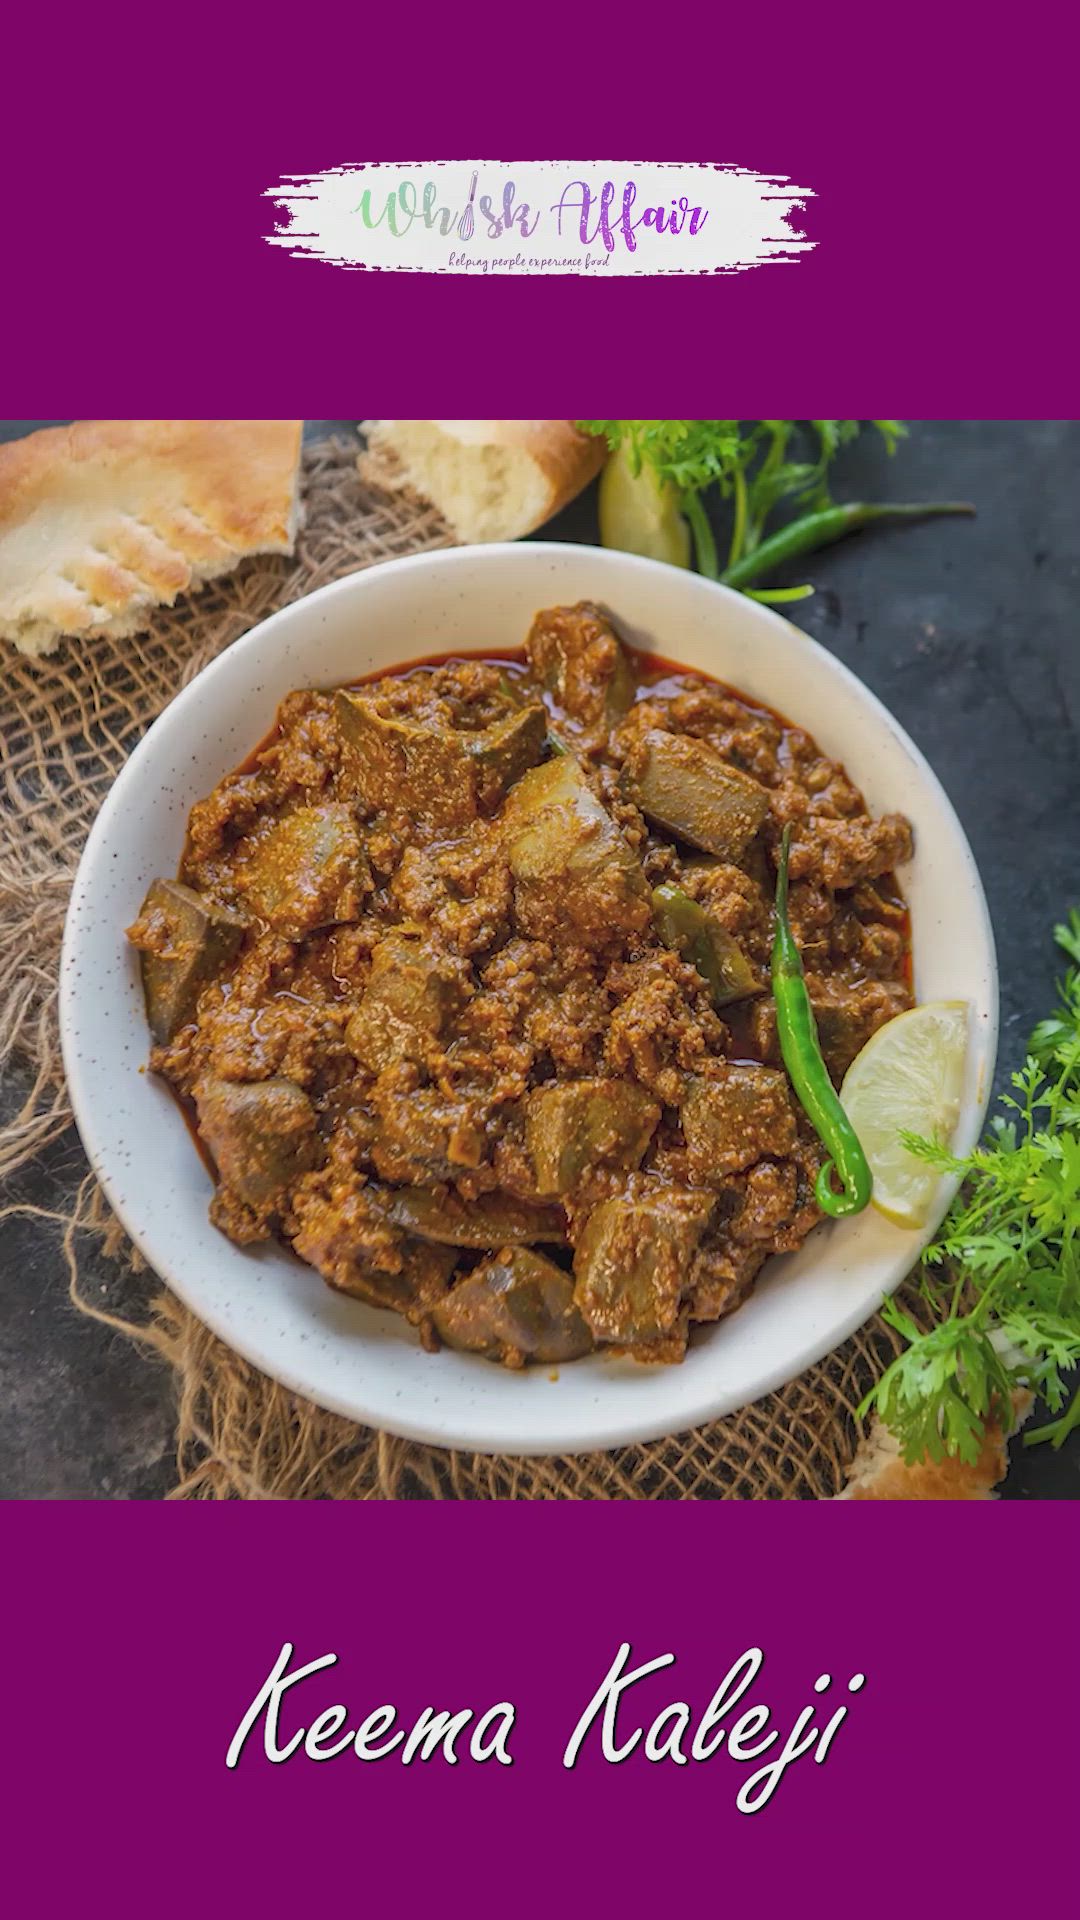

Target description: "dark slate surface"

left=0, top=419, right=1077, bottom=1499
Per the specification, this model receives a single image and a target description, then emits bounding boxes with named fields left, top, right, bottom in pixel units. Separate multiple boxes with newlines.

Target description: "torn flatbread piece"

left=834, top=1392, right=1034, bottom=1500
left=0, top=419, right=303, bottom=657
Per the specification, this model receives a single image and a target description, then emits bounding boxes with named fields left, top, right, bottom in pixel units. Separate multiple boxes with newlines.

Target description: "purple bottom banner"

left=4, top=1503, right=1074, bottom=1911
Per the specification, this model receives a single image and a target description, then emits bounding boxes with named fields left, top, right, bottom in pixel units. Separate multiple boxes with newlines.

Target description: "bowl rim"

left=59, top=542, right=999, bottom=1453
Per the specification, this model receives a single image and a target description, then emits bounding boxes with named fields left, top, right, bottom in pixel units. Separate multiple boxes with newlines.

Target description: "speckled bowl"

left=60, top=545, right=998, bottom=1455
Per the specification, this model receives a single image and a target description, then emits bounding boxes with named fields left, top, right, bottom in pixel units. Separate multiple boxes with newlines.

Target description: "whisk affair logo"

left=263, top=161, right=816, bottom=276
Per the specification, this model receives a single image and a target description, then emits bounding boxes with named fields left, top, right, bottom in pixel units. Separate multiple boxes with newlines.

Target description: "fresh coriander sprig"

left=577, top=420, right=973, bottom=599
left=860, top=910, right=1080, bottom=1465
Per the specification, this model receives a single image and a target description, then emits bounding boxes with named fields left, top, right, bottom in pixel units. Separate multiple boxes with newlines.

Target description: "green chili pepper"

left=721, top=500, right=974, bottom=593
left=744, top=584, right=816, bottom=605
left=651, top=884, right=759, bottom=1008
left=771, top=825, right=873, bottom=1218
left=652, top=884, right=722, bottom=997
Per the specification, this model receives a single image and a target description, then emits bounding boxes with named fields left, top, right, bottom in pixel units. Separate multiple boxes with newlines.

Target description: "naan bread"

left=834, top=1392, right=1034, bottom=1500
left=361, top=420, right=603, bottom=542
left=0, top=420, right=303, bottom=657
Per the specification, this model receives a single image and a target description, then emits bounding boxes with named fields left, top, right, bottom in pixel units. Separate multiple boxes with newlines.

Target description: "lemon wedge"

left=598, top=441, right=691, bottom=567
left=839, top=1001, right=969, bottom=1229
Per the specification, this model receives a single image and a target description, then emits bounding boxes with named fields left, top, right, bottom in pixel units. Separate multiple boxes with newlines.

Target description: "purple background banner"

left=2, top=1504, right=1076, bottom=1912
left=4, top=6, right=1079, bottom=1903
left=7, top=3, right=1078, bottom=414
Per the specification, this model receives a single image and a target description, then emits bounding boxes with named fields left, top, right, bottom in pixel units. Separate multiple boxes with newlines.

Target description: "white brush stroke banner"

left=264, top=161, right=815, bottom=276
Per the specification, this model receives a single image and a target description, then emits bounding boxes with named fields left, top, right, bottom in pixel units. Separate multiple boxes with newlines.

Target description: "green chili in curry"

left=771, top=824, right=873, bottom=1218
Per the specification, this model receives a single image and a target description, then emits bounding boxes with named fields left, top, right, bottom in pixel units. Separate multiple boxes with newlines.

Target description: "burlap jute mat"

left=0, top=436, right=915, bottom=1499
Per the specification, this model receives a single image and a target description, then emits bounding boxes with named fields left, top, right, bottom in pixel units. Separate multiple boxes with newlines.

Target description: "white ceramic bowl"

left=60, top=545, right=997, bottom=1455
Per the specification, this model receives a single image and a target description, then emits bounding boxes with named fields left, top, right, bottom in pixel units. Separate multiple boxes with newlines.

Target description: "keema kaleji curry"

left=226, top=1640, right=866, bottom=1814
left=128, top=603, right=913, bottom=1372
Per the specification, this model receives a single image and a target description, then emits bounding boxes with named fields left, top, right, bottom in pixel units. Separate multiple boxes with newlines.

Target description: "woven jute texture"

left=0, top=435, right=914, bottom=1499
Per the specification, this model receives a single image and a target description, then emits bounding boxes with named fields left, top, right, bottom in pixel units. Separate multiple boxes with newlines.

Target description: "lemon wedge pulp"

left=598, top=441, right=692, bottom=568
left=838, top=1001, right=970, bottom=1229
